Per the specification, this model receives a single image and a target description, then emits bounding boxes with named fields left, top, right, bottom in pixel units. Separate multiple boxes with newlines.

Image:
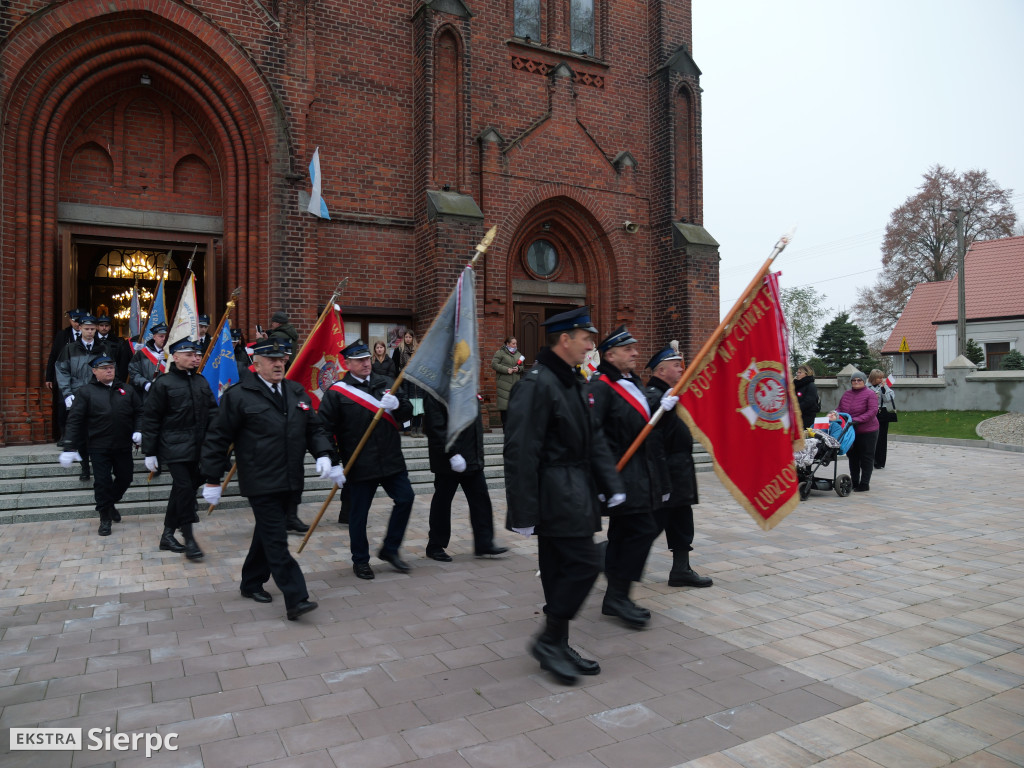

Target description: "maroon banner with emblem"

left=286, top=304, right=347, bottom=407
left=676, top=271, right=804, bottom=530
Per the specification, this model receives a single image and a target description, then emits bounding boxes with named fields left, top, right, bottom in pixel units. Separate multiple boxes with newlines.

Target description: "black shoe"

left=353, top=562, right=375, bottom=580
left=56, top=440, right=65, bottom=448
left=159, top=528, right=186, bottom=553
left=79, top=470, right=91, bottom=482
left=97, top=519, right=112, bottom=536
left=377, top=549, right=411, bottom=573
left=602, top=580, right=649, bottom=628
left=475, top=546, right=509, bottom=557
left=182, top=527, right=204, bottom=560
left=853, top=484, right=870, bottom=492
left=531, top=635, right=578, bottom=685
left=241, top=589, right=273, bottom=604
left=668, top=568, right=714, bottom=588
left=563, top=642, right=600, bottom=675
left=110, top=508, right=121, bottom=523
left=337, top=511, right=349, bottom=525
left=426, top=549, right=453, bottom=562
left=286, top=600, right=318, bottom=621
left=286, top=516, right=309, bottom=534
left=874, top=464, right=884, bottom=470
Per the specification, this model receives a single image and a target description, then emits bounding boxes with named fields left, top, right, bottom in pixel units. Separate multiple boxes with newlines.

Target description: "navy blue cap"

left=89, top=354, right=115, bottom=368
left=95, top=315, right=111, bottom=324
left=231, top=328, right=243, bottom=340
left=647, top=346, right=682, bottom=371
left=340, top=339, right=371, bottom=359
left=542, top=306, right=598, bottom=334
left=169, top=338, right=201, bottom=354
left=78, top=314, right=98, bottom=326
left=67, top=308, right=87, bottom=319
left=198, top=314, right=210, bottom=326
left=149, top=322, right=169, bottom=334
left=597, top=325, right=637, bottom=353
left=252, top=338, right=292, bottom=358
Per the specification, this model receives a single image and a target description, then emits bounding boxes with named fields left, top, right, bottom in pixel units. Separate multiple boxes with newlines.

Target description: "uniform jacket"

left=269, top=323, right=299, bottom=366
left=423, top=396, right=485, bottom=475
left=317, top=371, right=412, bottom=482
left=837, top=386, right=879, bottom=434
left=46, top=326, right=78, bottom=385
left=97, top=334, right=133, bottom=383
left=63, top=377, right=143, bottom=454
left=644, top=376, right=699, bottom=508
left=504, top=347, right=623, bottom=537
left=196, top=334, right=211, bottom=357
left=587, top=362, right=667, bottom=515
left=141, top=363, right=217, bottom=464
left=127, top=339, right=166, bottom=397
left=201, top=376, right=333, bottom=497
left=56, top=337, right=112, bottom=396
left=490, top=345, right=523, bottom=411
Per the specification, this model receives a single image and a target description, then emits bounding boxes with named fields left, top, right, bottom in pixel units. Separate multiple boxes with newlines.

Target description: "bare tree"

left=854, top=165, right=1016, bottom=336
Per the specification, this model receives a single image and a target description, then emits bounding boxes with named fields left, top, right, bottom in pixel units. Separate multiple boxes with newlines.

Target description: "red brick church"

left=0, top=0, right=718, bottom=444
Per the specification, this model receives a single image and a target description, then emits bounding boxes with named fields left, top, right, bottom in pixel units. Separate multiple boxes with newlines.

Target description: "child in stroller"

left=794, top=412, right=856, bottom=499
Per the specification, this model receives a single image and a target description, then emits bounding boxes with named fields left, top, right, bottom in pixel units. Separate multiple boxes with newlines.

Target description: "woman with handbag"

left=868, top=369, right=896, bottom=469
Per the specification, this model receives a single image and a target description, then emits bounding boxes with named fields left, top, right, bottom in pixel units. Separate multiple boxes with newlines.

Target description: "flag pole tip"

left=477, top=225, right=498, bottom=252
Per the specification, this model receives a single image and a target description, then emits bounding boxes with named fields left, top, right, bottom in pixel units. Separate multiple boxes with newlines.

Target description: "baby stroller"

left=794, top=413, right=855, bottom=499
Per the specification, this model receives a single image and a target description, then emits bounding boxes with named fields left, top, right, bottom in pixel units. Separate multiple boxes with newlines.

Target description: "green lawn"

left=886, top=410, right=1005, bottom=440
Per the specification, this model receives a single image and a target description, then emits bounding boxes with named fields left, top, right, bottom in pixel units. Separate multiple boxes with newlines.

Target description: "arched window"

left=93, top=249, right=180, bottom=281
left=674, top=86, right=697, bottom=223
left=434, top=30, right=462, bottom=188
left=570, top=0, right=594, bottom=55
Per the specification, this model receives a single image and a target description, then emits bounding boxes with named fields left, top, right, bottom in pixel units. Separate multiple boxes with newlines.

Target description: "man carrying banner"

left=643, top=345, right=712, bottom=588
left=588, top=326, right=668, bottom=628
left=201, top=338, right=339, bottom=621
left=318, top=339, right=414, bottom=579
left=128, top=322, right=169, bottom=400
left=504, top=307, right=624, bottom=684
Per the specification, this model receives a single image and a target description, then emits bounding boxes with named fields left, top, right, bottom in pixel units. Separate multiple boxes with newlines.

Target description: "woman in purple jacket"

left=834, top=370, right=879, bottom=492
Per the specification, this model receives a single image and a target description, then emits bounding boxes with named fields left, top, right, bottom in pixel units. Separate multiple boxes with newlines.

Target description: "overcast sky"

left=693, top=0, right=1024, bottom=324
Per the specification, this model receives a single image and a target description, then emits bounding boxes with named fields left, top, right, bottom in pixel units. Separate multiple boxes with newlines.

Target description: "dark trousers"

left=847, top=430, right=878, bottom=488
left=242, top=492, right=309, bottom=609
left=92, top=449, right=134, bottom=516
left=606, top=511, right=660, bottom=583
left=499, top=410, right=508, bottom=428
left=346, top=472, right=415, bottom=564
left=874, top=419, right=890, bottom=468
left=52, top=385, right=67, bottom=441
left=653, top=504, right=695, bottom=553
left=538, top=535, right=600, bottom=621
left=428, top=470, right=495, bottom=554
left=164, top=461, right=200, bottom=529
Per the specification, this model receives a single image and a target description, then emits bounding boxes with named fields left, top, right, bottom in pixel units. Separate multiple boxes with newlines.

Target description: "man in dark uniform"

left=141, top=338, right=217, bottom=559
left=232, top=328, right=254, bottom=383
left=504, top=307, right=625, bottom=684
left=644, top=346, right=712, bottom=588
left=423, top=395, right=508, bottom=562
left=60, top=354, right=143, bottom=535
left=201, top=338, right=339, bottom=621
left=95, top=314, right=133, bottom=383
left=318, top=339, right=414, bottom=580
left=46, top=308, right=85, bottom=445
left=128, top=322, right=169, bottom=400
left=56, top=315, right=111, bottom=481
left=196, top=314, right=212, bottom=356
left=588, top=326, right=669, bottom=629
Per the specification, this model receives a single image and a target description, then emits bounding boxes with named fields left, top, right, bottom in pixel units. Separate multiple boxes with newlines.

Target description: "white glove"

left=449, top=454, right=467, bottom=473
left=64, top=395, right=74, bottom=409
left=380, top=392, right=399, bottom=412
left=329, top=464, right=346, bottom=487
left=607, top=493, right=626, bottom=508
left=202, top=484, right=222, bottom=506
left=144, top=381, right=152, bottom=392
left=597, top=493, right=605, bottom=502
left=131, top=432, right=142, bottom=445
left=512, top=526, right=535, bottom=537
left=315, top=456, right=332, bottom=479
left=144, top=456, right=159, bottom=472
left=660, top=394, right=679, bottom=412
left=59, top=451, right=81, bottom=468
left=662, top=493, right=671, bottom=503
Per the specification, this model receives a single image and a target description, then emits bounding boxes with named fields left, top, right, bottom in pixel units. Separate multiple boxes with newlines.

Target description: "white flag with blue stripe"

left=307, top=147, right=330, bottom=219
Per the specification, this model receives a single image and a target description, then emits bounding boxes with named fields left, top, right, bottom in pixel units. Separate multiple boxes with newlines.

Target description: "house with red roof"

left=882, top=235, right=1024, bottom=375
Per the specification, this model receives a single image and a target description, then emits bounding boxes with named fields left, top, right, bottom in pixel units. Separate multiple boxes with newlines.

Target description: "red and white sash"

left=142, top=345, right=166, bottom=373
left=596, top=374, right=651, bottom=421
left=329, top=381, right=400, bottom=430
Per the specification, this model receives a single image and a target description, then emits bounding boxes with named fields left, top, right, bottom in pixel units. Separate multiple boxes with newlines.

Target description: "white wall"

left=934, top=318, right=1023, bottom=372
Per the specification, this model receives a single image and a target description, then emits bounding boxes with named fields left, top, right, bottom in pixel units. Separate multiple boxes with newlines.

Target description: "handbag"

left=879, top=407, right=898, bottom=423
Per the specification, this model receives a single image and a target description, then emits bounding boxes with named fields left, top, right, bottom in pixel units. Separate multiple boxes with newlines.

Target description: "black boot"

left=530, top=615, right=578, bottom=684
left=286, top=513, right=309, bottom=534
left=667, top=550, right=713, bottom=588
left=159, top=527, right=186, bottom=553
left=97, top=509, right=112, bottom=537
left=602, top=578, right=650, bottom=628
left=181, top=524, right=204, bottom=560
left=560, top=629, right=600, bottom=675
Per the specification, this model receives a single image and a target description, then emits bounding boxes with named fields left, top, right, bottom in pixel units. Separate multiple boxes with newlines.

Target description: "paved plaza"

left=1, top=440, right=1022, bottom=767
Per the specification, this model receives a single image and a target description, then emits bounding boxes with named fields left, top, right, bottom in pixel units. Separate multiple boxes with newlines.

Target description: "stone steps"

left=0, top=431, right=708, bottom=523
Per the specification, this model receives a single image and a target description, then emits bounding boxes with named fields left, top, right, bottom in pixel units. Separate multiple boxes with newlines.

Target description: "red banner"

left=677, top=273, right=804, bottom=530
left=286, top=305, right=347, bottom=407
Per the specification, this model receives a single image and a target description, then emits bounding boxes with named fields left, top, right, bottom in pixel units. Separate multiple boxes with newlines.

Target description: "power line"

left=719, top=266, right=882, bottom=306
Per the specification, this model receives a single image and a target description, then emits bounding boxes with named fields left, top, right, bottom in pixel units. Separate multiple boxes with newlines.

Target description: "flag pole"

left=199, top=287, right=242, bottom=372
left=298, top=224, right=498, bottom=553
left=204, top=278, right=349, bottom=516
left=614, top=229, right=794, bottom=472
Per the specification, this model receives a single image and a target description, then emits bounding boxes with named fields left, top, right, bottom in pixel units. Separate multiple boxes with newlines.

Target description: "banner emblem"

left=308, top=354, right=343, bottom=403
left=737, top=360, right=790, bottom=430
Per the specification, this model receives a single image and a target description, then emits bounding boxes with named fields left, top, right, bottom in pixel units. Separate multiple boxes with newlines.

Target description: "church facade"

left=0, top=0, right=718, bottom=444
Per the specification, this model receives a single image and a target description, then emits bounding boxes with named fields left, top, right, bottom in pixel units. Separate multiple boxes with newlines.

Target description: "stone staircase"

left=0, top=432, right=710, bottom=524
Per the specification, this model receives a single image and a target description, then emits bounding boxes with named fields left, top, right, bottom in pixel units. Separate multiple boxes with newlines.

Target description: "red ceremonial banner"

left=677, top=272, right=804, bottom=530
left=286, top=305, right=347, bottom=407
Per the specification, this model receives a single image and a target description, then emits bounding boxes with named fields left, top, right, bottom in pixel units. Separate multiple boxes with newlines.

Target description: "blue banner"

left=142, top=276, right=167, bottom=345
left=201, top=319, right=240, bottom=403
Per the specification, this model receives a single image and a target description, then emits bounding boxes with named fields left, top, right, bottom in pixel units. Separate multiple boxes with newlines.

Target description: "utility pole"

left=954, top=208, right=966, bottom=358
